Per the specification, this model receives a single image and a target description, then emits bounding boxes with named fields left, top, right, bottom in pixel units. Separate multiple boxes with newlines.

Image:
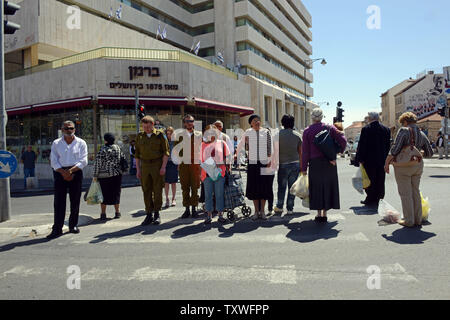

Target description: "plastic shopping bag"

left=290, top=174, right=309, bottom=199
left=302, top=197, right=310, bottom=209
left=86, top=180, right=104, bottom=205
left=352, top=168, right=364, bottom=194
left=378, top=199, right=402, bottom=224
left=360, top=164, right=371, bottom=189
left=421, top=193, right=430, bottom=222
left=200, top=157, right=221, bottom=181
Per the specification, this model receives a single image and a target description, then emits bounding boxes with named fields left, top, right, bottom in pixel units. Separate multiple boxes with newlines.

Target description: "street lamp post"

left=303, top=58, right=327, bottom=128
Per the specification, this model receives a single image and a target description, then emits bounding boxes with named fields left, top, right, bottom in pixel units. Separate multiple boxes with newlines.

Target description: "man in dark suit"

left=355, top=112, right=391, bottom=207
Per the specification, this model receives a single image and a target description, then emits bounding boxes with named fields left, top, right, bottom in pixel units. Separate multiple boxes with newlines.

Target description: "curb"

left=0, top=214, right=95, bottom=238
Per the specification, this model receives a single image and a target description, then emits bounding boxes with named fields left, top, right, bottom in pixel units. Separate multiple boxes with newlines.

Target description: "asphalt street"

left=0, top=157, right=449, bottom=300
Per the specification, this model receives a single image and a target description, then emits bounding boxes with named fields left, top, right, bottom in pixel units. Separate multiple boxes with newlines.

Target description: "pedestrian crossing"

left=0, top=263, right=418, bottom=285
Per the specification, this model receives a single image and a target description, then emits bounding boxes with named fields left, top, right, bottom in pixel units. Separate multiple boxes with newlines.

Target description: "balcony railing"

left=6, top=47, right=238, bottom=80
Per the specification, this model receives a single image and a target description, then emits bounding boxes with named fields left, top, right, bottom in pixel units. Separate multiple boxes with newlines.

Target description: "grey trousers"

left=394, top=161, right=424, bottom=225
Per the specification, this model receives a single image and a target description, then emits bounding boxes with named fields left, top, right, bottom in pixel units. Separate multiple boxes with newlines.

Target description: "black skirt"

left=308, top=157, right=340, bottom=211
left=98, top=175, right=122, bottom=205
left=246, top=162, right=273, bottom=201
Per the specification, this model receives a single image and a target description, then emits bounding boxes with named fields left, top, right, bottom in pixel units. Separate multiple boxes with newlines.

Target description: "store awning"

left=32, top=96, right=93, bottom=112
left=6, top=96, right=93, bottom=116
left=98, top=96, right=188, bottom=106
left=193, top=97, right=254, bottom=117
left=6, top=105, right=32, bottom=116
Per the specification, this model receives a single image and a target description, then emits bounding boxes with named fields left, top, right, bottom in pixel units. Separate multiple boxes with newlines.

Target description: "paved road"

left=0, top=158, right=449, bottom=299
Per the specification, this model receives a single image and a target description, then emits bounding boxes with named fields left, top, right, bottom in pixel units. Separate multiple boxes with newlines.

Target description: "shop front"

left=5, top=48, right=254, bottom=180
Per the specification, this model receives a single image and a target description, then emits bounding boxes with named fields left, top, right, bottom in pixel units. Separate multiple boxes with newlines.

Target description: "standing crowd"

left=45, top=108, right=433, bottom=239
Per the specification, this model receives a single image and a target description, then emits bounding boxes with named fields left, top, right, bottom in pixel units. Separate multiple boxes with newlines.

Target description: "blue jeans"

left=276, top=163, right=300, bottom=211
left=203, top=176, right=225, bottom=213
left=24, top=168, right=35, bottom=189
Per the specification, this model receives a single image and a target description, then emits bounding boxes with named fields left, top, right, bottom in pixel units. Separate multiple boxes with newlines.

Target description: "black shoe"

left=141, top=213, right=153, bottom=226
left=114, top=212, right=121, bottom=219
left=320, top=216, right=328, bottom=223
left=191, top=206, right=199, bottom=218
left=153, top=212, right=161, bottom=225
left=69, top=227, right=80, bottom=234
left=360, top=200, right=368, bottom=205
left=314, top=216, right=321, bottom=222
left=100, top=213, right=107, bottom=221
left=181, top=207, right=190, bottom=219
left=218, top=216, right=227, bottom=224
left=46, top=230, right=62, bottom=240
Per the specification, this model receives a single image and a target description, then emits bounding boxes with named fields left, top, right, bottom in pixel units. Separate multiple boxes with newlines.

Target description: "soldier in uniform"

left=135, top=116, right=169, bottom=225
left=173, top=114, right=202, bottom=218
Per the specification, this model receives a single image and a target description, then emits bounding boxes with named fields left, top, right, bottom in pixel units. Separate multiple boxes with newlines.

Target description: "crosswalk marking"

left=0, top=263, right=418, bottom=285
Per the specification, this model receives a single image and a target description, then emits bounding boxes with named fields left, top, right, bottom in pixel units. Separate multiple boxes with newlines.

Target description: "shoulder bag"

left=393, top=127, right=422, bottom=167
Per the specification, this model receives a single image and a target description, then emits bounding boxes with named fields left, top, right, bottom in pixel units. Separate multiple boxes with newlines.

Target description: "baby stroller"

left=224, top=169, right=252, bottom=221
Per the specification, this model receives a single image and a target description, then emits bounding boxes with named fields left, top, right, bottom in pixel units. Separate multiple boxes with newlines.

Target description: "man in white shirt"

left=47, top=121, right=88, bottom=239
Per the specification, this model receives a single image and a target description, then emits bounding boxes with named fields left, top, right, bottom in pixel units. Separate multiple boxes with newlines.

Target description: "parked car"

left=349, top=134, right=360, bottom=166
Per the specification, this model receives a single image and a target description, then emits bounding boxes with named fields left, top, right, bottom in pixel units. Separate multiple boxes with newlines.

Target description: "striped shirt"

left=389, top=124, right=433, bottom=157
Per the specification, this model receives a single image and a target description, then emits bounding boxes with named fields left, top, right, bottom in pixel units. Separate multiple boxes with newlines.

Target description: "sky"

left=302, top=0, right=450, bottom=127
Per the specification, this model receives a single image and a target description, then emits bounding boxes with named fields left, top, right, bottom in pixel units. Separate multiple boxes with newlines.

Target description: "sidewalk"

left=9, top=174, right=141, bottom=197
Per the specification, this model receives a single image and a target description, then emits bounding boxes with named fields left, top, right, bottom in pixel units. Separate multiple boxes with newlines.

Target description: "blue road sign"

left=0, top=151, right=18, bottom=178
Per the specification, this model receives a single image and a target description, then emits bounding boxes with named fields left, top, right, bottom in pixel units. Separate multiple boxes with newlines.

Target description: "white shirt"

left=220, top=132, right=234, bottom=155
left=51, top=136, right=88, bottom=170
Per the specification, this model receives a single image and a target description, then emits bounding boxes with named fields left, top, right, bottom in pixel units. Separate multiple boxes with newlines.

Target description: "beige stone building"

left=344, top=121, right=365, bottom=144
left=380, top=78, right=416, bottom=132
left=5, top=0, right=318, bottom=179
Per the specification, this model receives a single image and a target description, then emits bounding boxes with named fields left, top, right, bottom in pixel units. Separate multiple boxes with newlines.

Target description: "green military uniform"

left=135, top=128, right=169, bottom=213
left=175, top=130, right=202, bottom=207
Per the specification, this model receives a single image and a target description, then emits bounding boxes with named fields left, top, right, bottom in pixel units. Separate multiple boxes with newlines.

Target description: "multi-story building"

left=380, top=78, right=416, bottom=132
left=5, top=0, right=318, bottom=179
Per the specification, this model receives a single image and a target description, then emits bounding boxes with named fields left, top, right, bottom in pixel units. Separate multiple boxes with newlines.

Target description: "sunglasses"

left=185, top=120, right=194, bottom=123
left=64, top=127, right=75, bottom=131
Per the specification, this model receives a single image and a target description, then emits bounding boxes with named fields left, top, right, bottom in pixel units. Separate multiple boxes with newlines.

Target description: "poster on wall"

left=405, top=73, right=448, bottom=120
left=444, top=66, right=450, bottom=95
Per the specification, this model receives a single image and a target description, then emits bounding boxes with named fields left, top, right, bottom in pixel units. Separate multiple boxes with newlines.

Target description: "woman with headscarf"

left=93, top=133, right=127, bottom=220
left=301, top=108, right=347, bottom=222
left=238, top=114, right=273, bottom=220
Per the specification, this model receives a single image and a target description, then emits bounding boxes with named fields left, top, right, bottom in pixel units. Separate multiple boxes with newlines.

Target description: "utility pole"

left=445, top=105, right=449, bottom=159
left=135, top=89, right=139, bottom=136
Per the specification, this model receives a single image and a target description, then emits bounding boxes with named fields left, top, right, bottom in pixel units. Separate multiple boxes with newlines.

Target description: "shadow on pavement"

left=89, top=215, right=203, bottom=243
left=215, top=212, right=307, bottom=239
left=428, top=175, right=450, bottom=179
left=381, top=227, right=436, bottom=244
left=350, top=206, right=378, bottom=215
left=0, top=237, right=52, bottom=253
left=285, top=220, right=340, bottom=243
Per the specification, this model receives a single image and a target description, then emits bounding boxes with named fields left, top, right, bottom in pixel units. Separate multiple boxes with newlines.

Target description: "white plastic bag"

left=86, top=180, right=104, bottom=205
left=200, top=157, right=221, bottom=181
left=290, top=174, right=309, bottom=199
left=352, top=168, right=364, bottom=194
left=302, top=197, right=310, bottom=209
left=378, top=199, right=402, bottom=223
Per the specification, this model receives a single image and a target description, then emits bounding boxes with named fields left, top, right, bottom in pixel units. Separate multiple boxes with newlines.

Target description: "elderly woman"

left=93, top=133, right=127, bottom=220
left=201, top=125, right=231, bottom=224
left=301, top=108, right=347, bottom=222
left=238, top=114, right=273, bottom=220
left=384, top=112, right=433, bottom=227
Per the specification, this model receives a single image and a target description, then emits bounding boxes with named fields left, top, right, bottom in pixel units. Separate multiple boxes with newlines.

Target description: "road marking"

left=1, top=266, right=43, bottom=279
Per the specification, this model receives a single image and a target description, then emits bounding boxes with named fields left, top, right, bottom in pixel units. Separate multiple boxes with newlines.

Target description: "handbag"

left=120, top=154, right=129, bottom=172
left=314, top=125, right=338, bottom=161
left=393, top=127, right=422, bottom=167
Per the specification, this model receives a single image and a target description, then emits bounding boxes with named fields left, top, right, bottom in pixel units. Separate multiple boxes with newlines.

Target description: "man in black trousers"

left=355, top=112, right=391, bottom=207
left=47, top=121, right=88, bottom=239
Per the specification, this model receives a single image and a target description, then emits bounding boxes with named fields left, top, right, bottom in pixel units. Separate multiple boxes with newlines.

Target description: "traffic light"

left=137, top=105, right=145, bottom=121
left=337, top=107, right=344, bottom=122
left=438, top=105, right=447, bottom=117
left=4, top=1, right=21, bottom=34
left=336, top=102, right=344, bottom=122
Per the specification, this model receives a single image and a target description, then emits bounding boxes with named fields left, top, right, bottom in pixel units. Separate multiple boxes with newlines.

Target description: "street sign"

left=0, top=150, right=18, bottom=178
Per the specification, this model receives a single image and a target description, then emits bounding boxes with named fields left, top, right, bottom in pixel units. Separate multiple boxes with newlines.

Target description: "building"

left=417, top=113, right=444, bottom=143
left=344, top=121, right=365, bottom=144
left=393, top=69, right=450, bottom=130
left=380, top=78, right=416, bottom=131
left=5, top=0, right=318, bottom=179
